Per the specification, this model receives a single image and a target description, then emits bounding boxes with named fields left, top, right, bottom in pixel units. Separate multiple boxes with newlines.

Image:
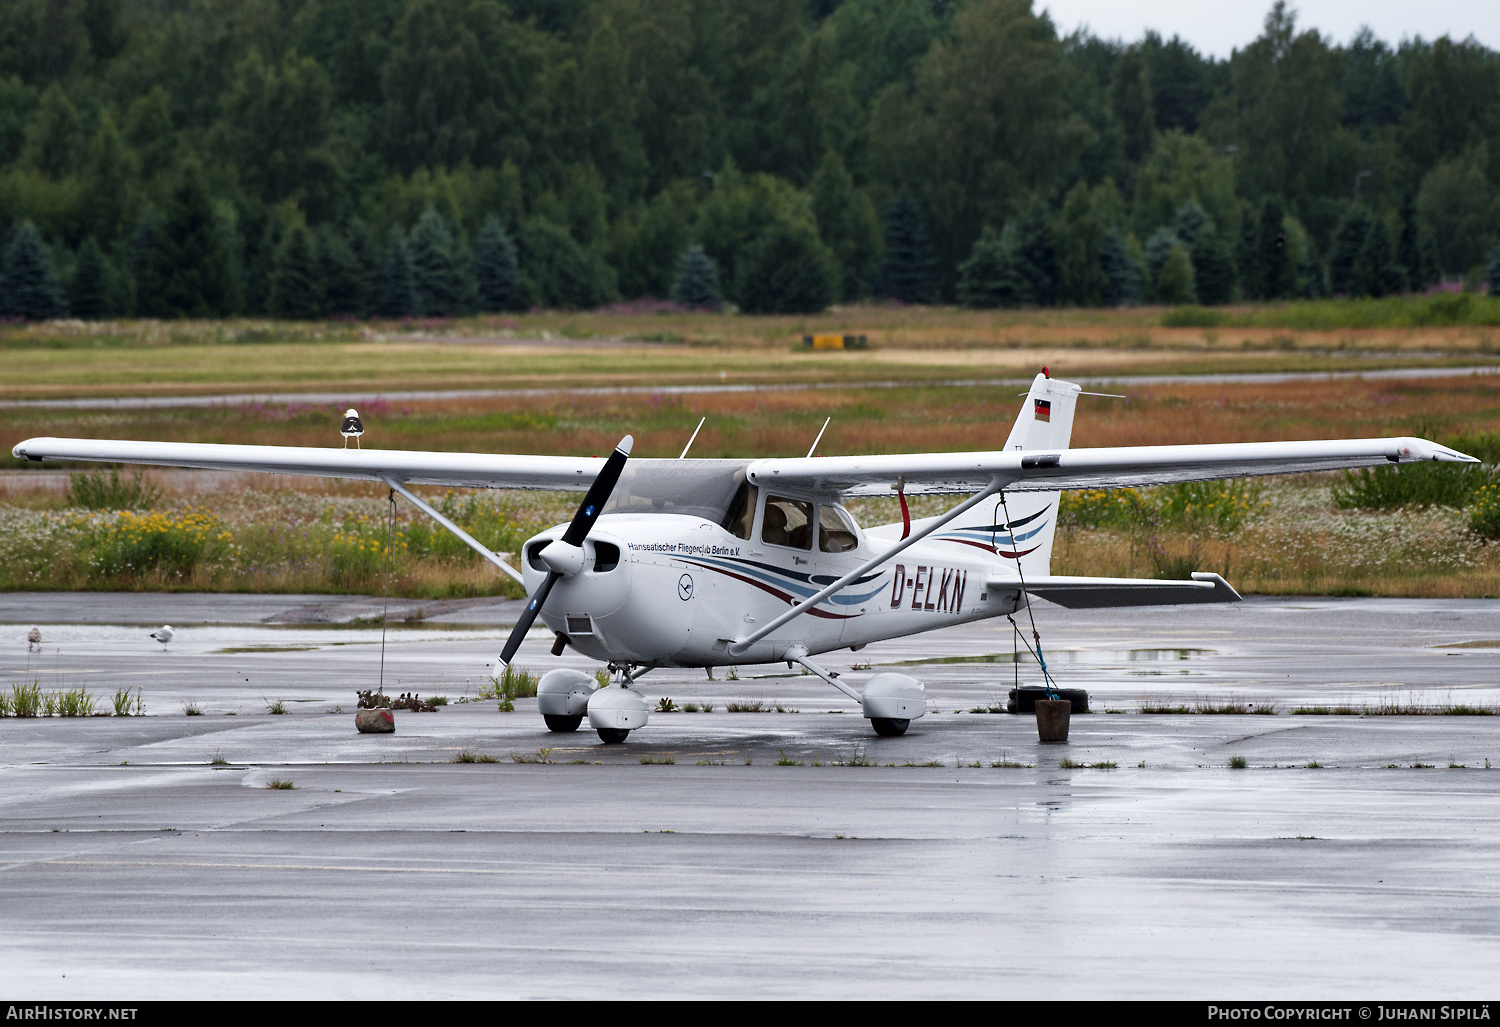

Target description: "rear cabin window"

left=818, top=505, right=859, bottom=553
left=761, top=495, right=814, bottom=550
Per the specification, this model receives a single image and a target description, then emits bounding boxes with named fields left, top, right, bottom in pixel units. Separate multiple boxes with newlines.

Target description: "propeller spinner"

left=499, top=435, right=633, bottom=666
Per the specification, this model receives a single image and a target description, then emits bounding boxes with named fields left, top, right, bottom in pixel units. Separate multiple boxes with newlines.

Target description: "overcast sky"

left=1039, top=1, right=1500, bottom=57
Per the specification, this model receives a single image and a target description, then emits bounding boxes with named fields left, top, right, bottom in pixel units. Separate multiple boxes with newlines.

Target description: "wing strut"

left=727, top=476, right=1010, bottom=657
left=380, top=476, right=525, bottom=587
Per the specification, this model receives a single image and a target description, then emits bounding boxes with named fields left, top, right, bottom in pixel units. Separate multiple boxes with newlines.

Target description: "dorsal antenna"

left=679, top=417, right=706, bottom=459
left=807, top=417, right=831, bottom=458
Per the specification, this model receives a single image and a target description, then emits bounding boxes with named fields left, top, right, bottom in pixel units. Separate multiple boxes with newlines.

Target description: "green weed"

left=510, top=748, right=555, bottom=764
left=111, top=686, right=142, bottom=716
left=57, top=686, right=96, bottom=717
left=1334, top=462, right=1489, bottom=512
left=66, top=467, right=162, bottom=511
left=12, top=682, right=42, bottom=717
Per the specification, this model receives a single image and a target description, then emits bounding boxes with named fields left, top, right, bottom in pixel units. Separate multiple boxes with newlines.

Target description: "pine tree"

left=516, top=218, right=616, bottom=310
left=1413, top=227, right=1443, bottom=293
left=1154, top=244, right=1197, bottom=305
left=318, top=225, right=364, bottom=318
left=268, top=223, right=321, bottom=319
left=736, top=220, right=836, bottom=314
left=1488, top=243, right=1500, bottom=298
left=346, top=221, right=382, bottom=317
left=408, top=208, right=467, bottom=317
left=127, top=215, right=162, bottom=317
left=879, top=190, right=936, bottom=304
left=1329, top=204, right=1374, bottom=296
left=1014, top=204, right=1059, bottom=307
left=70, top=236, right=110, bottom=319
left=1253, top=198, right=1295, bottom=301
left=1101, top=227, right=1143, bottom=307
left=1191, top=230, right=1237, bottom=305
left=142, top=163, right=235, bottom=317
left=1236, top=209, right=1259, bottom=299
left=1396, top=194, right=1425, bottom=289
left=474, top=216, right=523, bottom=312
left=1350, top=218, right=1406, bottom=298
left=0, top=221, right=67, bottom=321
left=1171, top=200, right=1210, bottom=248
left=80, top=112, right=130, bottom=247
left=1143, top=227, right=1181, bottom=292
left=957, top=225, right=1028, bottom=308
left=669, top=245, right=724, bottom=310
left=382, top=229, right=418, bottom=318
left=809, top=150, right=881, bottom=301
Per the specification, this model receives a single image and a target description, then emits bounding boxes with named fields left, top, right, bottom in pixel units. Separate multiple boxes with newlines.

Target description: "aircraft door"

left=814, top=503, right=866, bottom=647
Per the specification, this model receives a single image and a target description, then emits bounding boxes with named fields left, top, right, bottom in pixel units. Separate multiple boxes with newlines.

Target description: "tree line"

left=1, top=0, right=1498, bottom=320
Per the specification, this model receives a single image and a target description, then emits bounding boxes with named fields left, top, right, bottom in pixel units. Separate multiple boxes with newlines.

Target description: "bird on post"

left=340, top=408, right=365, bottom=449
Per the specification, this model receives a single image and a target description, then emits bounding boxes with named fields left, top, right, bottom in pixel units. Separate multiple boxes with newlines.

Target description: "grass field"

left=4, top=301, right=1500, bottom=599
left=2, top=298, right=1499, bottom=400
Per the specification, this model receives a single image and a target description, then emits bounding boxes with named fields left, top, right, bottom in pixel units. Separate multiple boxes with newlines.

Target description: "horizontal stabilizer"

left=985, top=571, right=1241, bottom=609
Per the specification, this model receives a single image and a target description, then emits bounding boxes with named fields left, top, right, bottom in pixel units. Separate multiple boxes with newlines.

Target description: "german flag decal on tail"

left=1033, top=398, right=1051, bottom=422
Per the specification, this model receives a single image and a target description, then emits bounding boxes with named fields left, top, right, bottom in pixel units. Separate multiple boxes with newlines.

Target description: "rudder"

left=931, top=371, right=1080, bottom=577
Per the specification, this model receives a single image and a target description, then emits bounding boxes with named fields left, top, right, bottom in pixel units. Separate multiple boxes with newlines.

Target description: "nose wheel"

left=870, top=717, right=910, bottom=737
left=597, top=727, right=630, bottom=743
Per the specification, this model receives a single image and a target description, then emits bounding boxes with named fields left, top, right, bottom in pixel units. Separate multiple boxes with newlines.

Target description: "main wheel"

left=597, top=727, right=630, bottom=743
left=544, top=714, right=582, bottom=733
left=870, top=717, right=909, bottom=737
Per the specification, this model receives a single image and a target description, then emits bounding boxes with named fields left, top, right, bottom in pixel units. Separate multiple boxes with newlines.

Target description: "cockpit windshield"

left=599, top=460, right=750, bottom=522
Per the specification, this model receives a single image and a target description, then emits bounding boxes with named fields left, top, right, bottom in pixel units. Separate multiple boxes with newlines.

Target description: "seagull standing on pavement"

left=341, top=408, right=365, bottom=449
left=150, top=625, right=173, bottom=648
left=27, top=627, right=40, bottom=649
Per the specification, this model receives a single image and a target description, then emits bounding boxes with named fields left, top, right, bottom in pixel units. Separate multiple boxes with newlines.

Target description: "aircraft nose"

left=538, top=539, right=587, bottom=576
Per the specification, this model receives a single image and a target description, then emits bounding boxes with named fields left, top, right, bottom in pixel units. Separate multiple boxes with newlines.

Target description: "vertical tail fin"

left=932, top=371, right=1080, bottom=577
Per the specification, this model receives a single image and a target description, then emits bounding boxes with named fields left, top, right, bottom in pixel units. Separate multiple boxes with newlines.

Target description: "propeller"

left=499, top=435, right=633, bottom=666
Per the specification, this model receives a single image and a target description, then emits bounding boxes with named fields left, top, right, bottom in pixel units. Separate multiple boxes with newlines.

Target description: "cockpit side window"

left=722, top=482, right=757, bottom=540
left=818, top=504, right=860, bottom=553
left=762, top=495, right=814, bottom=550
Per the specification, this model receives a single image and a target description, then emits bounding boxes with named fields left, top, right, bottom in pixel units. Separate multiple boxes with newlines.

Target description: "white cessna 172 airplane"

left=13, top=372, right=1476, bottom=742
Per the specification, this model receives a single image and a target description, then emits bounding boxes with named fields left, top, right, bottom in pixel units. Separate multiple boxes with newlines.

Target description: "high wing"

left=10, top=437, right=606, bottom=490
left=746, top=436, right=1477, bottom=497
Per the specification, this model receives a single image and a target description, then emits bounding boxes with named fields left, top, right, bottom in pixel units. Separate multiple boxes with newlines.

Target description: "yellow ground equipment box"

left=802, top=334, right=868, bottom=350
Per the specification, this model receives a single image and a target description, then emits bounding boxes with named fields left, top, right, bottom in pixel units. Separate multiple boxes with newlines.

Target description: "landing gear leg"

left=784, top=646, right=926, bottom=737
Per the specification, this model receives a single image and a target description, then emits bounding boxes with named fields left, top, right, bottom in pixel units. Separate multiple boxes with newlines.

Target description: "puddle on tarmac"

left=882, top=648, right=1215, bottom=667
